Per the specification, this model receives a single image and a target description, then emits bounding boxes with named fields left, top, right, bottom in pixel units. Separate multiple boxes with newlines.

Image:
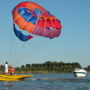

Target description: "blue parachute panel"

left=13, top=24, right=33, bottom=41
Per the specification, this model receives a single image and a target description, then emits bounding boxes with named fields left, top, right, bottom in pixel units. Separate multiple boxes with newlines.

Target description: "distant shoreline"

left=0, top=61, right=89, bottom=74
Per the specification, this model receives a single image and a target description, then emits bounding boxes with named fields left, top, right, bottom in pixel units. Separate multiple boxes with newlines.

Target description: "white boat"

left=74, top=68, right=87, bottom=77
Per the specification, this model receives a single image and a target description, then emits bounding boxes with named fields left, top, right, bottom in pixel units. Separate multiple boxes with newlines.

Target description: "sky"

left=0, top=0, right=90, bottom=67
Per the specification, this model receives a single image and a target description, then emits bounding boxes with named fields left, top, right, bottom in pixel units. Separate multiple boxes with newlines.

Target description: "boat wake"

left=27, top=77, right=90, bottom=82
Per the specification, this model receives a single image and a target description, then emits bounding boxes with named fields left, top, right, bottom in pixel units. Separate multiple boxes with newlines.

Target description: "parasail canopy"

left=12, top=1, right=62, bottom=41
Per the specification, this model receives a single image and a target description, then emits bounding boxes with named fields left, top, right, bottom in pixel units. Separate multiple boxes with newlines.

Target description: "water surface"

left=0, top=73, right=90, bottom=90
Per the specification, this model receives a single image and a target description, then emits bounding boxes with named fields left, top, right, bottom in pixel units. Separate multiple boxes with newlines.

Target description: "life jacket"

left=9, top=67, right=15, bottom=73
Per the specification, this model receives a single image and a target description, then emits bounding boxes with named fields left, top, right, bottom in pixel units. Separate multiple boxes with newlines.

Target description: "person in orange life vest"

left=9, top=67, right=15, bottom=75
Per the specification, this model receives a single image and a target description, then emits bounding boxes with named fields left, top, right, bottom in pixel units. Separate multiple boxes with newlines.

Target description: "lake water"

left=0, top=73, right=90, bottom=90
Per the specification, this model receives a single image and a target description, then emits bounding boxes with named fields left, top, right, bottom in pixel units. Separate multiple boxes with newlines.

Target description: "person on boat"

left=9, top=67, right=15, bottom=75
left=4, top=62, right=9, bottom=75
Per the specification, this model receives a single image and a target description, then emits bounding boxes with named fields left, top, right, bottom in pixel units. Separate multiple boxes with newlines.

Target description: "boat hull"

left=0, top=75, right=32, bottom=81
left=74, top=72, right=87, bottom=77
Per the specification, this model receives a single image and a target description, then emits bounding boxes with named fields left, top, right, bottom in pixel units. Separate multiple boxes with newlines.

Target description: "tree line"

left=0, top=61, right=90, bottom=73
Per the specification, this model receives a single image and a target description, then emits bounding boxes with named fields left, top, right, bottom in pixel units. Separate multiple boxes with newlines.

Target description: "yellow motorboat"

left=0, top=75, right=33, bottom=81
